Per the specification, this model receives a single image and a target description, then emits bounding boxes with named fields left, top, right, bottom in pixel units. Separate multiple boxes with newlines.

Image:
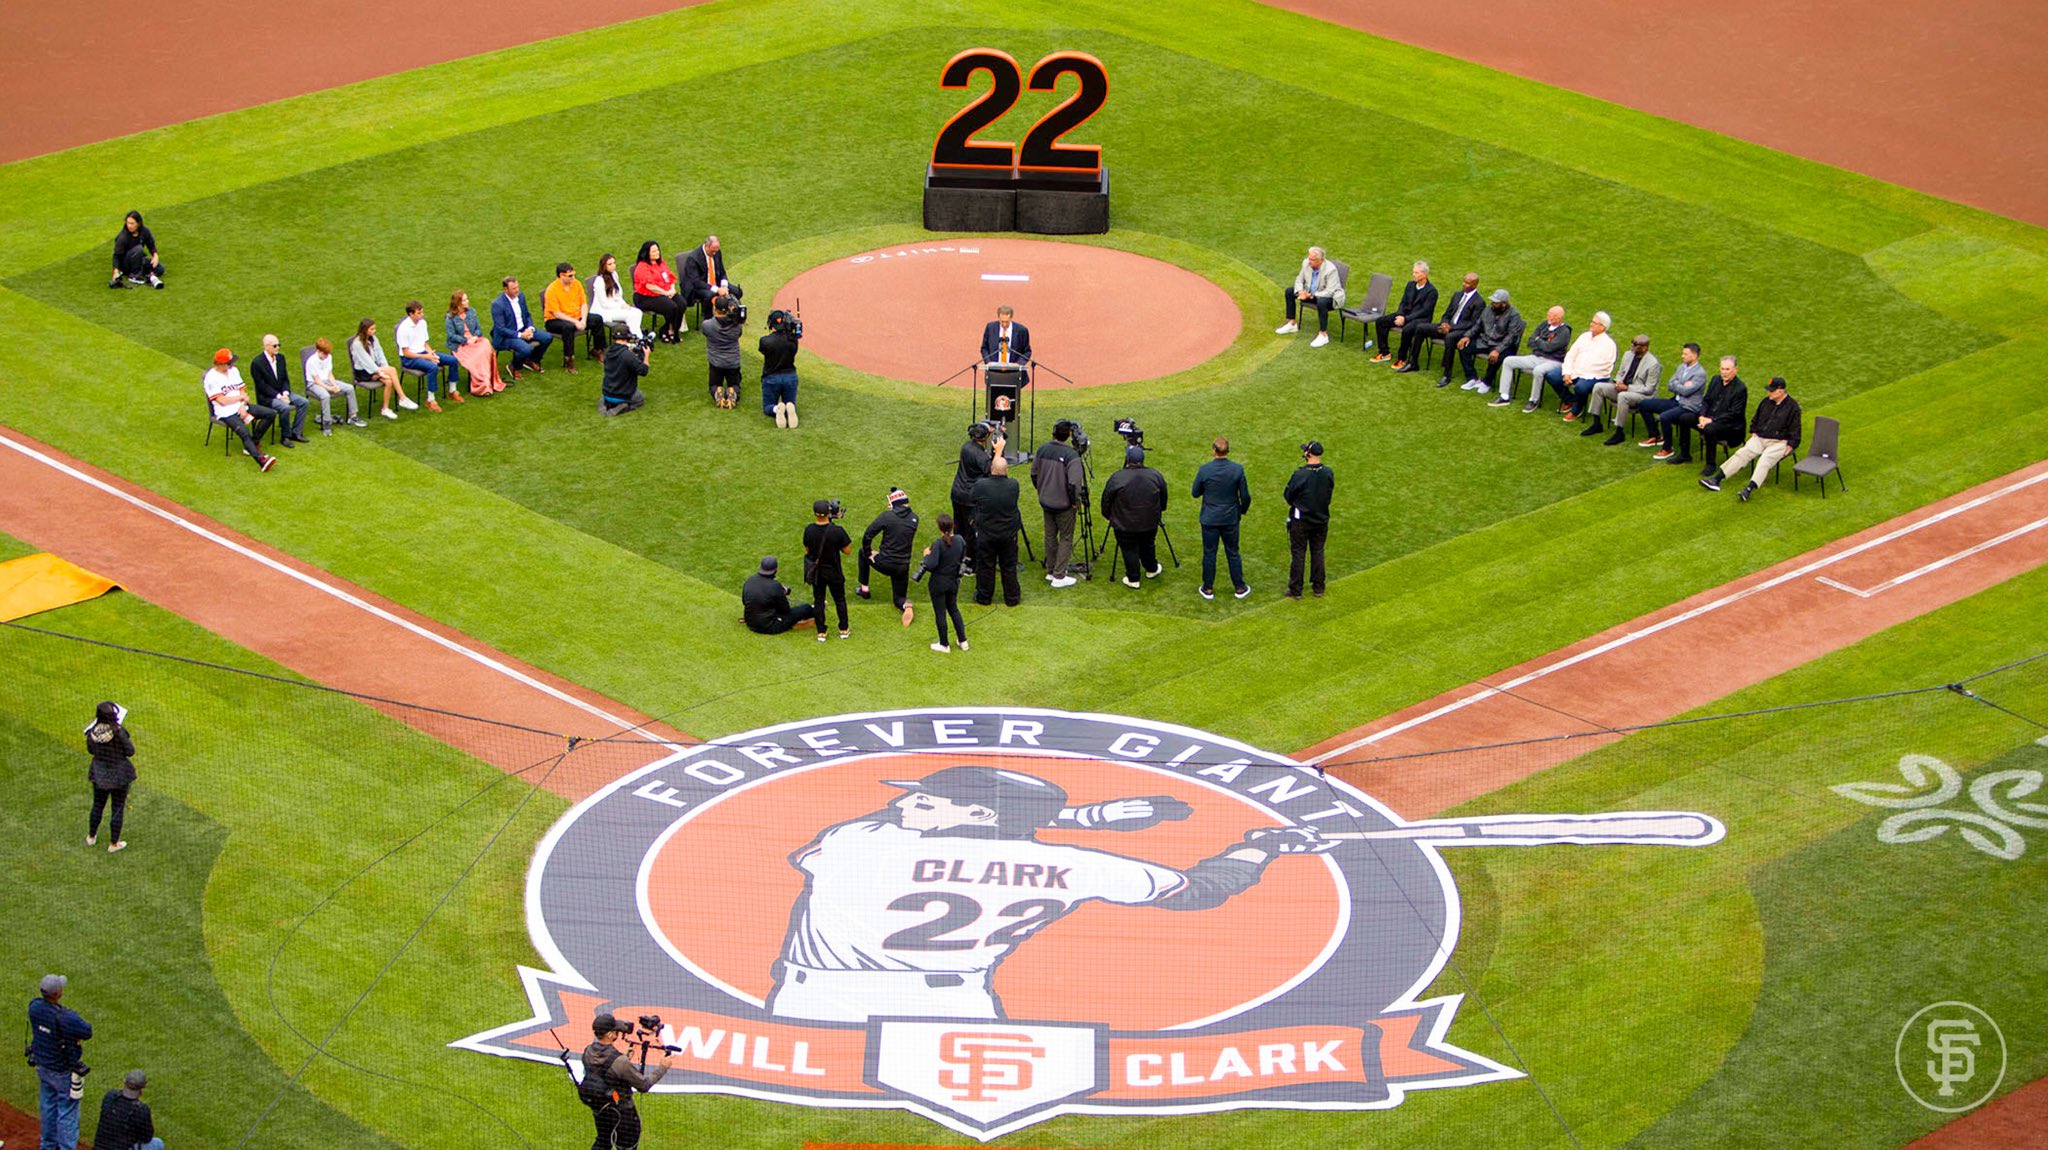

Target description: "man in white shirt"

left=1558, top=310, right=1617, bottom=421
left=1274, top=246, right=1345, bottom=348
left=202, top=349, right=276, bottom=471
left=396, top=300, right=462, bottom=412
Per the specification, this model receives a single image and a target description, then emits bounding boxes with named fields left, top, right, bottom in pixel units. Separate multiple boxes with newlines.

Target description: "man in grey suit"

left=1581, top=334, right=1660, bottom=439
left=1275, top=246, right=1346, bottom=347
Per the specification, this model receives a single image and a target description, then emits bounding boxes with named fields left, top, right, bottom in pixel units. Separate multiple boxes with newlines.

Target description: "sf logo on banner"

left=939, top=1032, right=1046, bottom=1102
left=932, top=49, right=1108, bottom=180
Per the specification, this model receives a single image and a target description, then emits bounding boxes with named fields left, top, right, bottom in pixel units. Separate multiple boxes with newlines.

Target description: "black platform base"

left=1016, top=172, right=1110, bottom=235
left=922, top=183, right=1016, bottom=232
left=922, top=167, right=1108, bottom=236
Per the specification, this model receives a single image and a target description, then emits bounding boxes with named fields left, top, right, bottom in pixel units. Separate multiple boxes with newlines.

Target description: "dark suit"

left=248, top=350, right=308, bottom=439
left=1683, top=374, right=1749, bottom=465
left=680, top=246, right=741, bottom=308
left=1433, top=287, right=1485, bottom=381
left=489, top=291, right=553, bottom=368
left=1376, top=280, right=1438, bottom=363
left=980, top=321, right=1032, bottom=367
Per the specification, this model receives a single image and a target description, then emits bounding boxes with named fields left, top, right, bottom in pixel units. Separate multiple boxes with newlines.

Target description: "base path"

left=772, top=238, right=1240, bottom=387
left=0, top=426, right=683, bottom=801
left=1300, top=459, right=2048, bottom=820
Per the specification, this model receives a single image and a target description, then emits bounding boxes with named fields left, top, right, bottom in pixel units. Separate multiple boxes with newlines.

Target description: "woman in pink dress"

left=446, top=290, right=505, bottom=395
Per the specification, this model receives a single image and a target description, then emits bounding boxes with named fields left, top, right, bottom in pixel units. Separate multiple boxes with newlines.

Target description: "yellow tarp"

left=0, top=552, right=119, bottom=622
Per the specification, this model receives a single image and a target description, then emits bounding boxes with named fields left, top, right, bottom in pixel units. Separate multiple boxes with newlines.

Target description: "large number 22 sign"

left=932, top=49, right=1108, bottom=178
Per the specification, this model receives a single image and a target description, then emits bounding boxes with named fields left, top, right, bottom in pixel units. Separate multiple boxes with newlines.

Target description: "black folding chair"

left=1337, top=272, right=1392, bottom=349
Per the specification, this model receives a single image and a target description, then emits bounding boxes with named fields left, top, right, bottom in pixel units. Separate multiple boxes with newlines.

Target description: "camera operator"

left=1283, top=440, right=1336, bottom=599
left=599, top=321, right=650, bottom=416
left=28, top=973, right=93, bottom=1150
left=581, top=1012, right=672, bottom=1150
left=740, top=556, right=818, bottom=635
left=858, top=488, right=919, bottom=627
left=702, top=294, right=745, bottom=409
left=1100, top=444, right=1169, bottom=588
left=804, top=500, right=854, bottom=642
left=969, top=456, right=1023, bottom=607
left=950, top=421, right=1003, bottom=570
left=1032, top=421, right=1087, bottom=588
left=760, top=308, right=802, bottom=427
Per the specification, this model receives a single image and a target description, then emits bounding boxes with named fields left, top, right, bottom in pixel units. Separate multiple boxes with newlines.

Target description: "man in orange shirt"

left=542, top=262, right=589, bottom=374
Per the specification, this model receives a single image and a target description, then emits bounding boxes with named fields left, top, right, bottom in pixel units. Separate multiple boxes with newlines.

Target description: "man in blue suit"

left=979, top=305, right=1032, bottom=370
left=489, top=276, right=553, bottom=380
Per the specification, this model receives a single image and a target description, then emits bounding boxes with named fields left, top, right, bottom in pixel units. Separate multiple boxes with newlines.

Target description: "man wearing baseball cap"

left=857, top=488, right=919, bottom=626
left=201, top=349, right=276, bottom=472
left=28, top=974, right=93, bottom=1150
left=740, top=556, right=818, bottom=635
left=1283, top=441, right=1335, bottom=599
left=95, top=1070, right=162, bottom=1150
left=581, top=1012, right=670, bottom=1150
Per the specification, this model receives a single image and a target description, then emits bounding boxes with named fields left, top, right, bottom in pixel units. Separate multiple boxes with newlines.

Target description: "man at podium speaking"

left=980, top=304, right=1032, bottom=373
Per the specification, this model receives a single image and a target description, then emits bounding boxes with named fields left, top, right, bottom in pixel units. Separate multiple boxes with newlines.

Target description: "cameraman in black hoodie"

left=857, top=488, right=920, bottom=626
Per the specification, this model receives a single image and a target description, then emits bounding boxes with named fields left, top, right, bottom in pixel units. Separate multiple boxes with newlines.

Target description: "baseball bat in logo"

left=456, top=708, right=1724, bottom=1140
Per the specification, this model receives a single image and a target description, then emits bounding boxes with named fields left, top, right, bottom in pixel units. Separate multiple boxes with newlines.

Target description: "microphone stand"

left=934, top=359, right=985, bottom=429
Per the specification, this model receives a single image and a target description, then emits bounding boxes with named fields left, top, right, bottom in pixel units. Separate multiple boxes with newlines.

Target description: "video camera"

left=621, top=1014, right=681, bottom=1054
left=815, top=498, right=845, bottom=521
left=715, top=296, right=749, bottom=325
left=1114, top=418, right=1144, bottom=447
left=968, top=420, right=1001, bottom=443
left=768, top=308, right=803, bottom=340
left=1054, top=418, right=1090, bottom=457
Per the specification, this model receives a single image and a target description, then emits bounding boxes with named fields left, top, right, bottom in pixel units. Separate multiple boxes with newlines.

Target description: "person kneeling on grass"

left=600, top=321, right=650, bottom=416
left=703, top=294, right=745, bottom=408
left=760, top=308, right=802, bottom=427
left=741, top=556, right=819, bottom=635
left=859, top=488, right=919, bottom=627
left=203, top=349, right=277, bottom=472
left=109, top=210, right=163, bottom=289
left=1701, top=376, right=1801, bottom=502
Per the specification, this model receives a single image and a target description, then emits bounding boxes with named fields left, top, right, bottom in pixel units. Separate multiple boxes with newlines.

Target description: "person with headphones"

left=579, top=1013, right=671, bottom=1150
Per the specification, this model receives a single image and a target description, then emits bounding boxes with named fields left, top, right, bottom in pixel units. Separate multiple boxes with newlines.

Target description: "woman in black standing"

left=109, top=211, right=163, bottom=289
left=85, top=702, right=137, bottom=853
left=918, top=514, right=969, bottom=654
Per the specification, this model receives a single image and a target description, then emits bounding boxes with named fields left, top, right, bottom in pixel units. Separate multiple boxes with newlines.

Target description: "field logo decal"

left=456, top=708, right=1723, bottom=1140
left=1833, top=752, right=2048, bottom=860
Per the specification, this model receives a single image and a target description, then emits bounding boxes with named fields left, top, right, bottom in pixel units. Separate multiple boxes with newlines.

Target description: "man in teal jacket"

left=1191, top=437, right=1252, bottom=600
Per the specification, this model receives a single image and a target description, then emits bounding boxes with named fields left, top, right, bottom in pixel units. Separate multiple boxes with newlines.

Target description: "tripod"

left=1098, top=519, right=1180, bottom=578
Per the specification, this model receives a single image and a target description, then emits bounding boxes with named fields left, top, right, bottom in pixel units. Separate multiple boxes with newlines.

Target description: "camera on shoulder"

left=1114, top=418, right=1145, bottom=447
left=815, top=498, right=844, bottom=521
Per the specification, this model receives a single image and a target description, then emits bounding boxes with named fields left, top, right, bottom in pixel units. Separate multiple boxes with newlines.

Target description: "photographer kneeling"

left=858, top=488, right=919, bottom=627
left=702, top=294, right=745, bottom=409
left=760, top=308, right=803, bottom=427
left=741, top=556, right=818, bottom=635
left=580, top=1012, right=672, bottom=1150
left=600, top=321, right=651, bottom=416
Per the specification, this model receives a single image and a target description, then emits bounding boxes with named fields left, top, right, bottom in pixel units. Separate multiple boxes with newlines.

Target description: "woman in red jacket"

left=632, top=240, right=686, bottom=344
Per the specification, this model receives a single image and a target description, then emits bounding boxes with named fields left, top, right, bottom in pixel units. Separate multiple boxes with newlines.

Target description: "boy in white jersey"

left=766, top=765, right=1328, bottom=1023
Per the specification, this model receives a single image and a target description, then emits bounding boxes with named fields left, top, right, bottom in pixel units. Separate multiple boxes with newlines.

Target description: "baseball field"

left=2, top=0, right=2045, bottom=1147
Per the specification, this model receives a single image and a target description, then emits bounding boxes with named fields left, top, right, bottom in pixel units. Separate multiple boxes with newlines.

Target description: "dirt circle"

left=771, top=238, right=1241, bottom=388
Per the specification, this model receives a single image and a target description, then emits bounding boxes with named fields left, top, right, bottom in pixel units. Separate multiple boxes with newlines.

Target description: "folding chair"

left=1783, top=416, right=1845, bottom=496
left=1337, top=272, right=1392, bottom=348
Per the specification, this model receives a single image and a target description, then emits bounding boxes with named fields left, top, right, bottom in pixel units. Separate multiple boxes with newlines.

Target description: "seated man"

left=1466, top=290, right=1524, bottom=396
left=600, top=320, right=650, bottom=416
left=303, top=337, right=366, bottom=432
left=1679, top=356, right=1749, bottom=472
left=681, top=235, right=743, bottom=314
left=1429, top=272, right=1484, bottom=386
left=1632, top=342, right=1705, bottom=450
left=202, top=349, right=276, bottom=472
left=489, top=276, right=554, bottom=379
left=1702, top=376, right=1801, bottom=501
left=1373, top=261, right=1436, bottom=367
left=1274, top=246, right=1345, bottom=348
left=741, top=556, right=818, bottom=634
left=96, top=1069, right=162, bottom=1150
left=1497, top=306, right=1571, bottom=410
left=248, top=333, right=310, bottom=447
left=396, top=300, right=463, bottom=410
left=542, top=262, right=587, bottom=373
left=1582, top=333, right=1658, bottom=439
left=1559, top=311, right=1617, bottom=420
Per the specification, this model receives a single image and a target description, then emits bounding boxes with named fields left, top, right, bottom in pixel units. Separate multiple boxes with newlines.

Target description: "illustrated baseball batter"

left=767, top=765, right=1330, bottom=1023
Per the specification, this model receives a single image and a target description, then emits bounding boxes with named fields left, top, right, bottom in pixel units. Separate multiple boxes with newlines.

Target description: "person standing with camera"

left=858, top=488, right=919, bottom=627
left=580, top=1013, right=671, bottom=1150
left=702, top=294, right=744, bottom=409
left=1100, top=445, right=1168, bottom=588
left=1032, top=421, right=1087, bottom=588
left=970, top=456, right=1024, bottom=607
left=918, top=514, right=969, bottom=653
left=599, top=321, right=651, bottom=416
left=950, top=422, right=1002, bottom=571
left=804, top=500, right=854, bottom=642
left=760, top=308, right=802, bottom=427
left=1192, top=437, right=1252, bottom=601
left=85, top=701, right=136, bottom=853
left=28, top=974, right=93, bottom=1150
left=1283, top=441, right=1336, bottom=599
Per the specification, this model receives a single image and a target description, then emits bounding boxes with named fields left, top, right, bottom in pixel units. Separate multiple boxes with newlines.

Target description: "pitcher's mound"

left=772, top=238, right=1240, bottom=388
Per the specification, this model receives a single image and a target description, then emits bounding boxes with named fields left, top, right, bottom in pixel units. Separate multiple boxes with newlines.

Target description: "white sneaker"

left=86, top=834, right=96, bottom=846
left=397, top=397, right=419, bottom=411
left=1309, top=332, right=1329, bottom=348
left=1049, top=575, right=1077, bottom=588
left=774, top=403, right=788, bottom=428
left=380, top=407, right=397, bottom=420
left=958, top=640, right=969, bottom=651
left=1274, top=321, right=1299, bottom=335
left=1121, top=577, right=1141, bottom=588
left=786, top=403, right=797, bottom=428
left=930, top=642, right=951, bottom=654
left=1145, top=565, right=1164, bottom=578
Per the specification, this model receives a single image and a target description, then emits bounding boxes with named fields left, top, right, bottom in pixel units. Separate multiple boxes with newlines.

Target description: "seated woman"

left=632, top=240, right=686, bottom=344
left=109, top=211, right=163, bottom=289
left=588, top=253, right=644, bottom=349
left=397, top=299, right=464, bottom=412
left=304, top=337, right=366, bottom=432
left=350, top=317, right=415, bottom=420
left=446, top=291, right=505, bottom=395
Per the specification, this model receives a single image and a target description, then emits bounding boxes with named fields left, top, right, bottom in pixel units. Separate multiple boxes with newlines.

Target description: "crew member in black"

left=600, top=321, right=650, bottom=416
left=86, top=701, right=137, bottom=852
left=857, top=488, right=919, bottom=626
left=1031, top=421, right=1085, bottom=586
left=1100, top=445, right=1169, bottom=588
left=760, top=309, right=801, bottom=426
left=918, top=513, right=969, bottom=652
left=740, top=556, right=817, bottom=635
left=581, top=1012, right=671, bottom=1150
left=950, top=422, right=1001, bottom=566
left=803, top=500, right=854, bottom=641
left=969, top=456, right=1024, bottom=607
left=110, top=211, right=163, bottom=289
left=1282, top=441, right=1336, bottom=599
left=96, top=1069, right=158, bottom=1150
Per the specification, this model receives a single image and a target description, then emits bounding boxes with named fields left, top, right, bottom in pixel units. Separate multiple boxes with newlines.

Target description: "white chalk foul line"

left=1816, top=515, right=2048, bottom=599
left=0, top=430, right=679, bottom=749
left=1307, top=467, right=2048, bottom=765
left=980, top=273, right=1030, bottom=282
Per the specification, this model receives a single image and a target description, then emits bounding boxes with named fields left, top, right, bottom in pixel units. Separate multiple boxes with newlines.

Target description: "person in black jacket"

left=1373, top=261, right=1437, bottom=368
left=918, top=513, right=970, bottom=652
left=1031, top=422, right=1085, bottom=587
left=857, top=489, right=919, bottom=626
left=86, top=701, right=136, bottom=853
left=248, top=334, right=310, bottom=445
left=1686, top=357, right=1750, bottom=476
left=600, top=322, right=651, bottom=416
left=1100, top=445, right=1168, bottom=588
left=740, top=557, right=817, bottom=635
left=1283, top=442, right=1335, bottom=599
left=950, top=422, right=1002, bottom=565
left=970, top=456, right=1024, bottom=607
left=95, top=1069, right=159, bottom=1150
left=1426, top=273, right=1485, bottom=385
left=582, top=1013, right=671, bottom=1150
left=109, top=211, right=163, bottom=289
left=760, top=308, right=801, bottom=426
left=1702, top=376, right=1802, bottom=501
left=1466, top=290, right=1526, bottom=397
left=680, top=236, right=742, bottom=313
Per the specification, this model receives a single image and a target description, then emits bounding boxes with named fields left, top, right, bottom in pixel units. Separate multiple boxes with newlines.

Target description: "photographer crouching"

left=804, top=499, right=854, bottom=642
left=599, top=321, right=651, bottom=416
left=950, top=420, right=1003, bottom=573
left=579, top=1012, right=672, bottom=1150
left=760, top=307, right=803, bottom=427
left=858, top=487, right=919, bottom=627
